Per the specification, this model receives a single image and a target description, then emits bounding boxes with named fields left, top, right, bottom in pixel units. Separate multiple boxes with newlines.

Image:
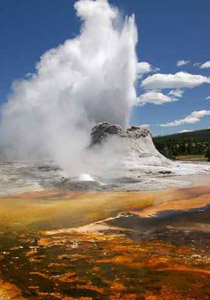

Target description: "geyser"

left=0, top=0, right=138, bottom=176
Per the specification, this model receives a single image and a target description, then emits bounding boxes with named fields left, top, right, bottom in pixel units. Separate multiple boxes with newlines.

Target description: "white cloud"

left=177, top=60, right=190, bottom=67
left=137, top=62, right=151, bottom=74
left=193, top=62, right=201, bottom=67
left=161, top=110, right=210, bottom=127
left=200, top=61, right=210, bottom=69
left=25, top=73, right=33, bottom=78
left=137, top=62, right=159, bottom=78
left=168, top=89, right=183, bottom=98
left=142, top=72, right=210, bottom=90
left=136, top=91, right=176, bottom=106
left=140, top=124, right=150, bottom=128
left=206, top=96, right=210, bottom=100
left=179, top=129, right=191, bottom=133
left=153, top=67, right=160, bottom=72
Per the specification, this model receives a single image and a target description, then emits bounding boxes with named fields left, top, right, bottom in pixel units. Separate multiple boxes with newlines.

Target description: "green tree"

left=205, top=144, right=210, bottom=162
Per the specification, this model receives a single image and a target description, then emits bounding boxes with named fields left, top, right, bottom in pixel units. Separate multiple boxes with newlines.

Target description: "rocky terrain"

left=91, top=122, right=152, bottom=145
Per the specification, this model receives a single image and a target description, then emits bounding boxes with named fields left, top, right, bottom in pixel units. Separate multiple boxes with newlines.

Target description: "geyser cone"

left=84, top=122, right=171, bottom=182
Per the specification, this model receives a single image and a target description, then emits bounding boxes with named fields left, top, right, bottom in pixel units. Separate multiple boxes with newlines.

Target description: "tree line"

left=154, top=138, right=210, bottom=161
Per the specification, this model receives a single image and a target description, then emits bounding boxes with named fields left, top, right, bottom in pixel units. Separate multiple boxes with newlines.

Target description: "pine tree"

left=205, top=144, right=210, bottom=162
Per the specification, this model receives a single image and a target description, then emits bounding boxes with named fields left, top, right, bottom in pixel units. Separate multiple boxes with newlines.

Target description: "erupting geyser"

left=0, top=0, right=138, bottom=177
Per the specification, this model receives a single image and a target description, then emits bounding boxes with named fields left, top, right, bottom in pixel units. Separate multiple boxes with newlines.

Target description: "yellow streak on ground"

left=136, top=193, right=210, bottom=217
left=0, top=186, right=209, bottom=231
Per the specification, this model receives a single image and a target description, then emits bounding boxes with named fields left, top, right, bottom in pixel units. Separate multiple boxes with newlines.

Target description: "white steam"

left=0, top=0, right=138, bottom=176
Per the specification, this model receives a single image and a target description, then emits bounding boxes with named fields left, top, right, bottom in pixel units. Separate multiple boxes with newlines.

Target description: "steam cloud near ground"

left=0, top=0, right=138, bottom=176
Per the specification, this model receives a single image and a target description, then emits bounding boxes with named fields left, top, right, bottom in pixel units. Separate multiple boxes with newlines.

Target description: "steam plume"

left=0, top=0, right=138, bottom=175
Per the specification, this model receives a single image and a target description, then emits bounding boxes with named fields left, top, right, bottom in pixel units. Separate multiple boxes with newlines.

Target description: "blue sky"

left=0, top=0, right=210, bottom=136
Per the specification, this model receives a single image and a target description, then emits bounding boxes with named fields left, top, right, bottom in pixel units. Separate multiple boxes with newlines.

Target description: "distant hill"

left=154, top=128, right=210, bottom=143
left=153, top=129, right=210, bottom=160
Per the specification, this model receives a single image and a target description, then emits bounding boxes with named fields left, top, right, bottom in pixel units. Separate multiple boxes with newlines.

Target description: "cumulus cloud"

left=137, top=62, right=151, bottom=74
left=168, top=89, right=184, bottom=98
left=137, top=62, right=159, bottom=78
left=142, top=72, right=210, bottom=90
left=177, top=60, right=190, bottom=67
left=136, top=91, right=176, bottom=106
left=0, top=0, right=138, bottom=176
left=206, top=96, right=210, bottom=100
left=161, top=110, right=210, bottom=127
left=200, top=61, right=210, bottom=69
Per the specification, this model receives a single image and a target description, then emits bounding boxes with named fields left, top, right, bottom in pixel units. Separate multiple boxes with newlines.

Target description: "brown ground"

left=0, top=185, right=210, bottom=299
left=175, top=155, right=208, bottom=161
